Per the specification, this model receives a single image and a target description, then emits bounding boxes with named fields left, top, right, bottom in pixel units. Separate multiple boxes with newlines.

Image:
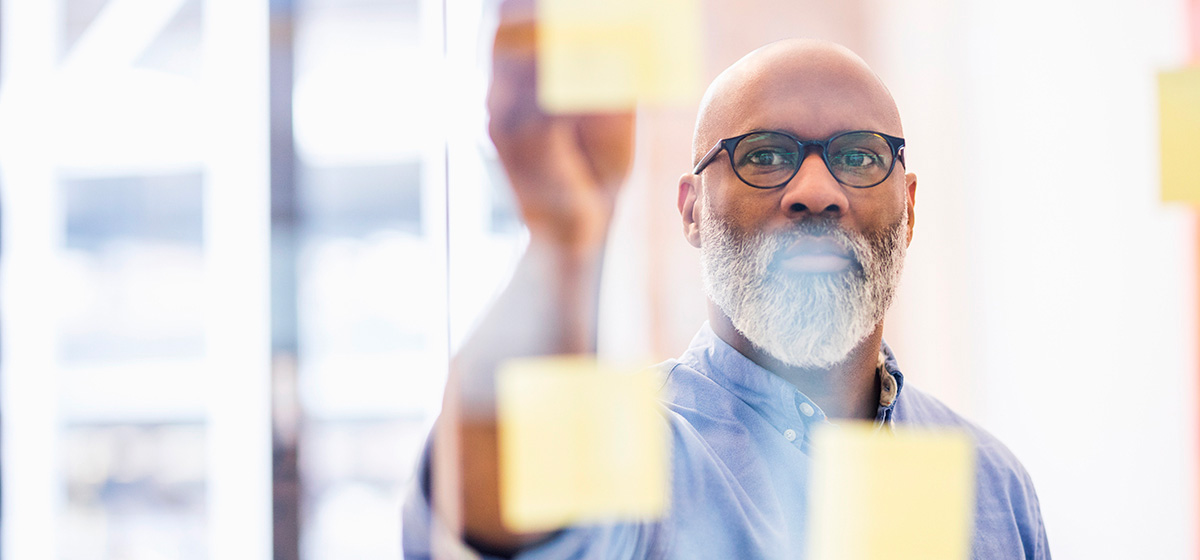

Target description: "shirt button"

left=799, top=402, right=815, bottom=417
left=784, top=429, right=797, bottom=442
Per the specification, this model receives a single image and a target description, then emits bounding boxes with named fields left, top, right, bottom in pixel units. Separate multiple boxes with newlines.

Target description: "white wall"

left=881, top=0, right=1197, bottom=557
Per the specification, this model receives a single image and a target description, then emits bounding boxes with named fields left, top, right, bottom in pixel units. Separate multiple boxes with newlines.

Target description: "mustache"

left=767, top=218, right=866, bottom=266
left=778, top=216, right=850, bottom=239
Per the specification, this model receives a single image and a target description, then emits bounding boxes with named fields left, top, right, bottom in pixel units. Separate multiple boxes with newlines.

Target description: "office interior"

left=0, top=0, right=1195, bottom=558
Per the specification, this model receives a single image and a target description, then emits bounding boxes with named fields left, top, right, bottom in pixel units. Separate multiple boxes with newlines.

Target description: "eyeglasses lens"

left=827, top=132, right=893, bottom=187
left=732, top=131, right=894, bottom=188
left=731, top=132, right=801, bottom=188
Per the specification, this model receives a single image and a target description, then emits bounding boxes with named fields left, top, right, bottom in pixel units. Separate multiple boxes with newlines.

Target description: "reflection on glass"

left=300, top=420, right=427, bottom=557
left=58, top=171, right=210, bottom=557
left=60, top=425, right=207, bottom=560
left=292, top=0, right=440, bottom=557
left=4, top=0, right=238, bottom=557
left=60, top=172, right=205, bottom=366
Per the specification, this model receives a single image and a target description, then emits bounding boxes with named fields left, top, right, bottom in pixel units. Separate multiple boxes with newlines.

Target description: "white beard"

left=698, top=197, right=908, bottom=369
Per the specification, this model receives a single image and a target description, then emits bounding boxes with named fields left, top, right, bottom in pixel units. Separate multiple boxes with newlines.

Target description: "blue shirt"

left=403, top=323, right=1051, bottom=559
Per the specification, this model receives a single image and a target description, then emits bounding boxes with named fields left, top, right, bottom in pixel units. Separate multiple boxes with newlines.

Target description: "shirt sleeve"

left=967, top=431, right=1052, bottom=560
left=401, top=436, right=669, bottom=560
left=1016, top=465, right=1051, bottom=560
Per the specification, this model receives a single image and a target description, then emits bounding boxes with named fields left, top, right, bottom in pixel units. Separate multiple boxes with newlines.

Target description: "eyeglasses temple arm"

left=692, top=141, right=726, bottom=174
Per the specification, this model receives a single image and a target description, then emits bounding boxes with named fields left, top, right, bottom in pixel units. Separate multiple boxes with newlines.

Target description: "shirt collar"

left=679, top=323, right=907, bottom=432
left=873, top=341, right=905, bottom=427
left=679, top=322, right=814, bottom=432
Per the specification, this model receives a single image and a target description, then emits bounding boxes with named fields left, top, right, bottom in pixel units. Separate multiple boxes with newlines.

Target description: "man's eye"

left=745, top=150, right=793, bottom=166
left=835, top=150, right=879, bottom=168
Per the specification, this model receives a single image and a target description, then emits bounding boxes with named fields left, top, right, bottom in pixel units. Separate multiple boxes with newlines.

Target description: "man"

left=403, top=11, right=1050, bottom=559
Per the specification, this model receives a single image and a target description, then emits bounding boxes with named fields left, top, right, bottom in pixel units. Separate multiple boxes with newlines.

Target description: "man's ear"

left=678, top=174, right=702, bottom=248
left=904, top=171, right=917, bottom=246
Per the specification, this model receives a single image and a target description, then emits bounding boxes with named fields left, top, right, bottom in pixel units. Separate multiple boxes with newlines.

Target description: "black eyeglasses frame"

left=691, top=129, right=906, bottom=189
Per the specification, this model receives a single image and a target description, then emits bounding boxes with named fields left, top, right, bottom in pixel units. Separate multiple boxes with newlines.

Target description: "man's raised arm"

left=431, top=0, right=635, bottom=553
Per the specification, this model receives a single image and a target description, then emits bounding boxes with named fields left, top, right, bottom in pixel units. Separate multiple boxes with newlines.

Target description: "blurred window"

left=291, top=0, right=445, bottom=557
left=0, top=0, right=511, bottom=558
left=2, top=0, right=266, bottom=558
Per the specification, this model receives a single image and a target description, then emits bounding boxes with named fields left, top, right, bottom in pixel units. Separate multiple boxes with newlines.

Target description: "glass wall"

left=1, top=0, right=1195, bottom=559
left=1, top=0, right=230, bottom=558
left=291, top=0, right=445, bottom=556
left=0, top=0, right=487, bottom=557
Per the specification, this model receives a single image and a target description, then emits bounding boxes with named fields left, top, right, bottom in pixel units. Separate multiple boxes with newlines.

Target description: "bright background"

left=0, top=0, right=1195, bottom=559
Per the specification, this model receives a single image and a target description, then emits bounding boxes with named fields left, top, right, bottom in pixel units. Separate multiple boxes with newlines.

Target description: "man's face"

left=686, top=49, right=917, bottom=368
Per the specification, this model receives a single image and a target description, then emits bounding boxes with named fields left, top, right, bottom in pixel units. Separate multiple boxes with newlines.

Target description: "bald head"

left=692, top=39, right=903, bottom=166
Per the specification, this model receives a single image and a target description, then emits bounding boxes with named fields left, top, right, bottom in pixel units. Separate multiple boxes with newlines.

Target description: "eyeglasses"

left=692, top=130, right=906, bottom=189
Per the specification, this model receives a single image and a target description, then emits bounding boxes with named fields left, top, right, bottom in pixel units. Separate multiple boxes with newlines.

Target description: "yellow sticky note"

left=536, top=0, right=700, bottom=113
left=808, top=424, right=975, bottom=560
left=1160, top=66, right=1200, bottom=203
left=496, top=356, right=668, bottom=532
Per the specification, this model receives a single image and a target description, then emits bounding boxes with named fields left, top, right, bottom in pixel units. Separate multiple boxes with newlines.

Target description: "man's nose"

left=779, top=151, right=848, bottom=218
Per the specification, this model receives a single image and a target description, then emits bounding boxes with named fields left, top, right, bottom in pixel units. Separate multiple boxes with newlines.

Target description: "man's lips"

left=777, top=237, right=853, bottom=273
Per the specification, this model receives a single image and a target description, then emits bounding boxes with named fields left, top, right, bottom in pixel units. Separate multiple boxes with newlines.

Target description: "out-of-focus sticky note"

left=536, top=0, right=700, bottom=113
left=1160, top=66, right=1200, bottom=203
left=807, top=424, right=975, bottom=560
left=496, top=355, right=668, bottom=533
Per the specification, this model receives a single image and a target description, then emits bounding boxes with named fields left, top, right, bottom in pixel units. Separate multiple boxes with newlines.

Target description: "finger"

left=488, top=0, right=542, bottom=143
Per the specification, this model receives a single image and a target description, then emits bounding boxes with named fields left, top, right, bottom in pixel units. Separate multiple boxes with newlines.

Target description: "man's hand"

left=487, top=0, right=635, bottom=252
left=434, top=1, right=638, bottom=554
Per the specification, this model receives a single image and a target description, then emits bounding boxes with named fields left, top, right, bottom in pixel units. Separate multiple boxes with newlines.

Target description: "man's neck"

left=708, top=302, right=884, bottom=421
